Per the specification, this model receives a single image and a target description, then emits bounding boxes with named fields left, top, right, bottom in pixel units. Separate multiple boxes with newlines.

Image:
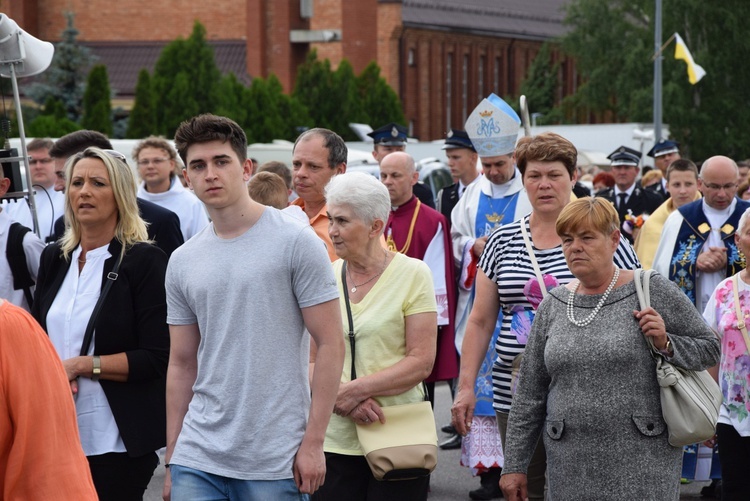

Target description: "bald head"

left=379, top=152, right=418, bottom=207
left=699, top=156, right=740, bottom=210
left=381, top=151, right=416, bottom=174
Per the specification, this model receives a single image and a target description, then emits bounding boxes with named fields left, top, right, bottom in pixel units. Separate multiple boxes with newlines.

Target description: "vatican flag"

left=674, top=33, right=706, bottom=84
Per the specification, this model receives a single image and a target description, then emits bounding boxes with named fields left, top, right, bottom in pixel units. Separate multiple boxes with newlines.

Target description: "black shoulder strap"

left=78, top=252, right=123, bottom=357
left=6, top=222, right=34, bottom=306
left=341, top=262, right=357, bottom=381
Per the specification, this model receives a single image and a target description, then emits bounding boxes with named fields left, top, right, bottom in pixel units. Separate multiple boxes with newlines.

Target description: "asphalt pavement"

left=144, top=381, right=713, bottom=500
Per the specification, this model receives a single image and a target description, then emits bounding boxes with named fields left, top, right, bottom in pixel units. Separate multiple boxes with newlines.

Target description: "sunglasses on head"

left=75, top=148, right=128, bottom=164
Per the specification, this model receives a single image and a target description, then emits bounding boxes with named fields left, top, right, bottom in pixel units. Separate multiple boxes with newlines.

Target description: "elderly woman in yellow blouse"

left=311, top=172, right=437, bottom=501
left=635, top=159, right=701, bottom=268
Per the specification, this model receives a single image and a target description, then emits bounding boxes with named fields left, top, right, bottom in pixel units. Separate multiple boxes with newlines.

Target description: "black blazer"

left=52, top=198, right=184, bottom=257
left=596, top=186, right=664, bottom=242
left=437, top=183, right=460, bottom=228
left=32, top=238, right=169, bottom=457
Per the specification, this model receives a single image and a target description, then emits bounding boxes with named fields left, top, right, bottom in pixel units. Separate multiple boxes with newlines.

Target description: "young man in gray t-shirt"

left=163, top=114, right=344, bottom=500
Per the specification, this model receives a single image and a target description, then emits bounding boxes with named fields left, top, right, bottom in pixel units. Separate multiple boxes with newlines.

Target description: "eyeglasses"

left=137, top=157, right=170, bottom=167
left=701, top=181, right=737, bottom=191
left=28, top=157, right=53, bottom=165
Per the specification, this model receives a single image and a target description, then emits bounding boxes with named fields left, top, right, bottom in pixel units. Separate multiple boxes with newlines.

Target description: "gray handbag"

left=633, top=269, right=722, bottom=447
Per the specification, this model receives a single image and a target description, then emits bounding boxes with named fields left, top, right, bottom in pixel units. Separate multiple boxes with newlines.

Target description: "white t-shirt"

left=137, top=178, right=209, bottom=241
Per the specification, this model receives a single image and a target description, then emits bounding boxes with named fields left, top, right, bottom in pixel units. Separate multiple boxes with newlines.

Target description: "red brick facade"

left=12, top=0, right=247, bottom=42
left=5, top=0, right=575, bottom=141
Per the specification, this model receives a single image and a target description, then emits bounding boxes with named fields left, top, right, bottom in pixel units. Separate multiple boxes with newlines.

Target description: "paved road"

left=145, top=382, right=712, bottom=500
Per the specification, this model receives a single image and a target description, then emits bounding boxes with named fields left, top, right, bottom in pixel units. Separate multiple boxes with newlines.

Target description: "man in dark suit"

left=49, top=131, right=184, bottom=256
left=437, top=129, right=480, bottom=229
left=596, top=146, right=664, bottom=243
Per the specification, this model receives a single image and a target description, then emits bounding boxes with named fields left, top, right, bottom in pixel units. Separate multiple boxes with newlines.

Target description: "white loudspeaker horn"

left=0, top=13, right=54, bottom=78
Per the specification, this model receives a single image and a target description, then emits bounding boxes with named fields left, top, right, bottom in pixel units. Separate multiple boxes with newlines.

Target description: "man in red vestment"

left=380, top=151, right=458, bottom=407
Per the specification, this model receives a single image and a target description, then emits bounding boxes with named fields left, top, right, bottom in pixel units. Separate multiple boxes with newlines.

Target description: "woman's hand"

left=350, top=398, right=385, bottom=425
left=62, top=356, right=84, bottom=381
left=451, top=386, right=476, bottom=436
left=634, top=307, right=669, bottom=351
left=333, top=381, right=367, bottom=417
left=500, top=473, right=528, bottom=501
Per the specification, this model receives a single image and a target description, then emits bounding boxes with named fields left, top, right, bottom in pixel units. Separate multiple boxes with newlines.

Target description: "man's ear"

left=0, top=177, right=11, bottom=197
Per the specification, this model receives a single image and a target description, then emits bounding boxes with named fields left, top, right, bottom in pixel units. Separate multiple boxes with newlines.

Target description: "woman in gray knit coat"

left=500, top=198, right=720, bottom=501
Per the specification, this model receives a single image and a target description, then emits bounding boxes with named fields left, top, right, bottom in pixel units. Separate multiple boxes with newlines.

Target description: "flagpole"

left=653, top=0, right=663, bottom=143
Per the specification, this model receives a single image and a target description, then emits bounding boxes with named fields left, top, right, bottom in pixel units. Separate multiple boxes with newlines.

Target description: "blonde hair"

left=556, top=196, right=619, bottom=237
left=248, top=171, right=289, bottom=210
left=61, top=147, right=149, bottom=260
left=640, top=169, right=663, bottom=188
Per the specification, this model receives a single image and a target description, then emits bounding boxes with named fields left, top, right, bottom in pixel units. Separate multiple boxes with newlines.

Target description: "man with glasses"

left=596, top=146, right=663, bottom=243
left=2, top=138, right=64, bottom=243
left=653, top=156, right=750, bottom=310
left=49, top=130, right=184, bottom=256
left=134, top=136, right=208, bottom=241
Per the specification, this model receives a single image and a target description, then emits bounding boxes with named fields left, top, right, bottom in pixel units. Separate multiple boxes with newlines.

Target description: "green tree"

left=560, top=0, right=750, bottom=159
left=293, top=50, right=335, bottom=130
left=152, top=21, right=221, bottom=136
left=26, top=12, right=95, bottom=122
left=329, top=60, right=363, bottom=139
left=26, top=97, right=81, bottom=137
left=80, top=64, right=113, bottom=134
left=293, top=52, right=403, bottom=137
left=215, top=73, right=249, bottom=135
left=517, top=43, right=562, bottom=124
left=127, top=69, right=157, bottom=138
left=357, top=62, right=405, bottom=129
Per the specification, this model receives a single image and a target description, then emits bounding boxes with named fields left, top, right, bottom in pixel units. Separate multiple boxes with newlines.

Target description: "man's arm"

left=162, top=323, right=200, bottom=501
left=296, top=298, right=345, bottom=495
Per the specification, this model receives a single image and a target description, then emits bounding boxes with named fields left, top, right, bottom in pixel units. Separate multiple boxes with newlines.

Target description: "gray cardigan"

left=503, top=272, right=720, bottom=500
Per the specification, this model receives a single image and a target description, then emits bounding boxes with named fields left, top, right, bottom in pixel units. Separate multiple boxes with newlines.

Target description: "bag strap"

left=633, top=268, right=660, bottom=355
left=78, top=252, right=123, bottom=357
left=731, top=273, right=750, bottom=353
left=520, top=215, right=547, bottom=299
left=6, top=222, right=35, bottom=306
left=342, top=262, right=357, bottom=381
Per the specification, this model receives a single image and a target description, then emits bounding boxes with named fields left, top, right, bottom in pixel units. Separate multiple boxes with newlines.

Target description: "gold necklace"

left=347, top=251, right=388, bottom=293
left=386, top=199, right=422, bottom=254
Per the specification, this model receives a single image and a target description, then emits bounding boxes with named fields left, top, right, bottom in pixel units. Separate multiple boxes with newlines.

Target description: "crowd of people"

left=0, top=91, right=747, bottom=501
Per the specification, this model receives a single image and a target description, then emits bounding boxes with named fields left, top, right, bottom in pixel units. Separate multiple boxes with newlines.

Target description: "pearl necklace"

left=566, top=267, right=620, bottom=327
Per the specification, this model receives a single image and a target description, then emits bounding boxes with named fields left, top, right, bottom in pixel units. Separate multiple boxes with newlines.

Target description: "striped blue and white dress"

left=479, top=215, right=641, bottom=414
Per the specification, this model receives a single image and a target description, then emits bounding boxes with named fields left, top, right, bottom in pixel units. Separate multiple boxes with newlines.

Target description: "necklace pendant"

left=351, top=286, right=357, bottom=293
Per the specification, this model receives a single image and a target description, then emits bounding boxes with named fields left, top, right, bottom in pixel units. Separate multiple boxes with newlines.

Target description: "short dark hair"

left=174, top=114, right=248, bottom=165
left=666, top=158, right=699, bottom=182
left=293, top=128, right=347, bottom=168
left=49, top=130, right=112, bottom=159
left=258, top=160, right=292, bottom=189
left=27, top=137, right=54, bottom=152
left=515, top=132, right=577, bottom=178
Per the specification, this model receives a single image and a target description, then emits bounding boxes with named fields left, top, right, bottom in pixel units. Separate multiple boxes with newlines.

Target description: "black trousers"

left=717, top=423, right=750, bottom=501
left=312, top=452, right=429, bottom=501
left=87, top=451, right=159, bottom=501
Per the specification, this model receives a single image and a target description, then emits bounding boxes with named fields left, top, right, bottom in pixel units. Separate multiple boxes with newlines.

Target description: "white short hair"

left=325, top=172, right=390, bottom=231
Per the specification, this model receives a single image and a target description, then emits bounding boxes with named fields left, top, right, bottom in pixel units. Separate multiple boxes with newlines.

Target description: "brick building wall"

left=14, top=0, right=247, bottom=42
left=310, top=0, right=342, bottom=64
